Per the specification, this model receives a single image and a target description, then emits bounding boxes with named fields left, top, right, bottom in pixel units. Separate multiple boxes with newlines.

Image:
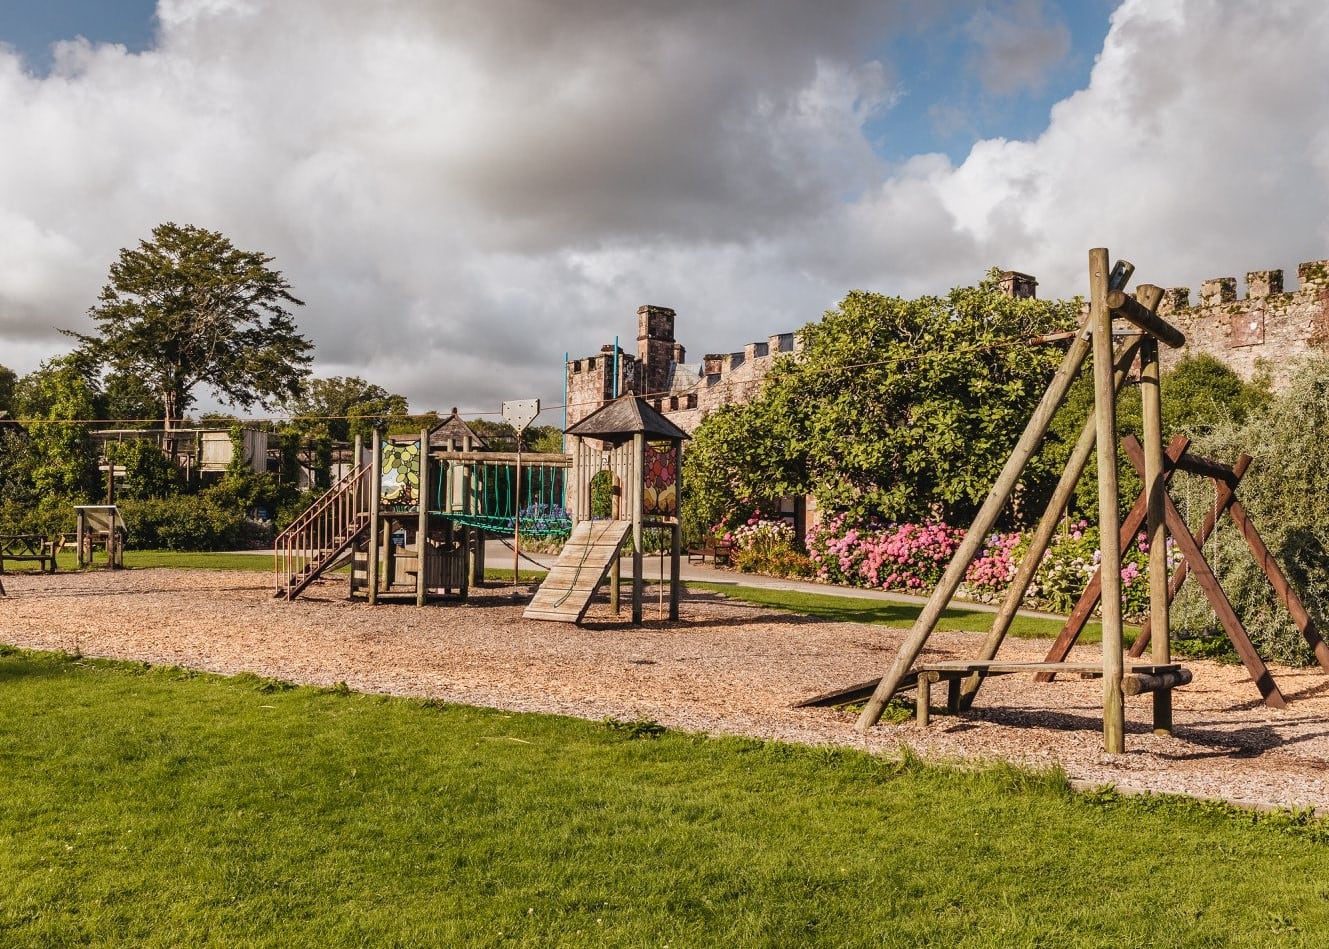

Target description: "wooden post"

left=1091, top=247, right=1126, bottom=754
left=632, top=433, right=646, bottom=624
left=958, top=337, right=1143, bottom=709
left=670, top=440, right=683, bottom=621
left=367, top=428, right=382, bottom=605
left=75, top=508, right=86, bottom=568
left=854, top=305, right=1095, bottom=731
left=417, top=428, right=429, bottom=606
left=1139, top=310, right=1171, bottom=733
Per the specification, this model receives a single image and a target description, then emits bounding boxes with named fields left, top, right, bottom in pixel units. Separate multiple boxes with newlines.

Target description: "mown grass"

left=1, top=646, right=1327, bottom=946
left=688, top=581, right=1140, bottom=645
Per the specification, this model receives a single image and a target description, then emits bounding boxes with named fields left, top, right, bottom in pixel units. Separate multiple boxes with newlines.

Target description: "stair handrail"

left=274, top=464, right=373, bottom=597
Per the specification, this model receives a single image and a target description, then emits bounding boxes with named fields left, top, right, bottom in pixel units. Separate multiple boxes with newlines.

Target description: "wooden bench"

left=913, top=660, right=1191, bottom=727
left=0, top=534, right=57, bottom=574
left=686, top=538, right=733, bottom=566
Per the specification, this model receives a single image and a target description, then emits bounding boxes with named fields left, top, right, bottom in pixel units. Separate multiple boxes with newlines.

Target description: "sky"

left=1, top=0, right=1327, bottom=422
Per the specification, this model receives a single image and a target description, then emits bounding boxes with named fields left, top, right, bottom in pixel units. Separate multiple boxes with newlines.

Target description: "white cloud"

left=0, top=0, right=1327, bottom=419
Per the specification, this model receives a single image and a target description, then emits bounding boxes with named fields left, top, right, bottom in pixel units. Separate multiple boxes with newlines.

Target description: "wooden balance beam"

left=915, top=660, right=1191, bottom=728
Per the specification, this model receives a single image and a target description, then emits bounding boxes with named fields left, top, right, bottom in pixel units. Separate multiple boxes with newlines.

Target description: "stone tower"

left=637, top=305, right=678, bottom=398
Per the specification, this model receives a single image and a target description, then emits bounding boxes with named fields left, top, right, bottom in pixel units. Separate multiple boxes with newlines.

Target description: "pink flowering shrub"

left=807, top=513, right=1176, bottom=616
left=807, top=516, right=964, bottom=593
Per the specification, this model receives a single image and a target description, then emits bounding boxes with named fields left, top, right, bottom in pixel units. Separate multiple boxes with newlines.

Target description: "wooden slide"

left=523, top=520, right=632, bottom=623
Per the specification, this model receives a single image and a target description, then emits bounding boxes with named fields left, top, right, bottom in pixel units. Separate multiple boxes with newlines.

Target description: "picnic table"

left=0, top=534, right=57, bottom=574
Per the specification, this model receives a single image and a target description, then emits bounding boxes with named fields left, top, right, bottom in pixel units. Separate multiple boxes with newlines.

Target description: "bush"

left=730, top=518, right=814, bottom=578
left=1176, top=359, right=1329, bottom=665
left=118, top=496, right=271, bottom=551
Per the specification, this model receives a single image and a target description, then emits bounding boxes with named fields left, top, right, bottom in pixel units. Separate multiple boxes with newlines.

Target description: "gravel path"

left=5, top=568, right=1329, bottom=812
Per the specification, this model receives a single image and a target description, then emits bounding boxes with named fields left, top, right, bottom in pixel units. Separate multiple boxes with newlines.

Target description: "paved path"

left=485, top=539, right=1068, bottom=621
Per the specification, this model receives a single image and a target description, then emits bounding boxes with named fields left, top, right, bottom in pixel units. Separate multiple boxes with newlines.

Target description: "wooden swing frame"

left=829, top=248, right=1325, bottom=753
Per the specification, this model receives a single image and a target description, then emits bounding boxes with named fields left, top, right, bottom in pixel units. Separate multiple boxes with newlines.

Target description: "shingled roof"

left=565, top=393, right=689, bottom=445
left=428, top=408, right=488, bottom=450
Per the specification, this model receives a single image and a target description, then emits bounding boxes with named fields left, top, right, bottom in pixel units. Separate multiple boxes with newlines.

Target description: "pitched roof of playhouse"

left=565, top=393, right=690, bottom=444
left=428, top=408, right=488, bottom=450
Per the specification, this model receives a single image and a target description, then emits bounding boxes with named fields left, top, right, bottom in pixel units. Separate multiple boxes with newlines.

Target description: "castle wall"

left=1157, top=259, right=1329, bottom=389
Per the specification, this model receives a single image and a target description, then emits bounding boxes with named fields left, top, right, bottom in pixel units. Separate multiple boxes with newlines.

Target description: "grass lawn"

left=1, top=648, right=1327, bottom=946
left=687, top=581, right=1137, bottom=645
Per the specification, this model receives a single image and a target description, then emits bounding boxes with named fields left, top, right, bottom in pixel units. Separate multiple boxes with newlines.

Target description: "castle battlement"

left=1156, top=257, right=1329, bottom=390
left=1158, top=259, right=1329, bottom=313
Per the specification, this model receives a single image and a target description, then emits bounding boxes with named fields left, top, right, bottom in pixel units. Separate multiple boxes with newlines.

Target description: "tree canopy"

left=69, top=223, right=313, bottom=434
left=287, top=375, right=410, bottom=443
left=685, top=274, right=1081, bottom=531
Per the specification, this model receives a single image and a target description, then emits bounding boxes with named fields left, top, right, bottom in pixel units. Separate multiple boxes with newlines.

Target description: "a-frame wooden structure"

left=838, top=248, right=1326, bottom=753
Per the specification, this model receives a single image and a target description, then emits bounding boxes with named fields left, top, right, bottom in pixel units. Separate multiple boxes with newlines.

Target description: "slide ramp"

left=523, top=520, right=632, bottom=623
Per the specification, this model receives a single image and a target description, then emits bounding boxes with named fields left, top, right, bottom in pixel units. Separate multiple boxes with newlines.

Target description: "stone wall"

left=1157, top=259, right=1329, bottom=390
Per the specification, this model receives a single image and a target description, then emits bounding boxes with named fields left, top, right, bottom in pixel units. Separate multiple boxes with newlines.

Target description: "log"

left=1094, top=248, right=1126, bottom=754
left=1123, top=668, right=1192, bottom=696
left=1106, top=289, right=1186, bottom=348
left=1141, top=326, right=1171, bottom=734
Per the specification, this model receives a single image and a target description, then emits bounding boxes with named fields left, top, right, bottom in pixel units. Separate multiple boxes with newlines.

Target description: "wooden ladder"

left=274, top=465, right=373, bottom=601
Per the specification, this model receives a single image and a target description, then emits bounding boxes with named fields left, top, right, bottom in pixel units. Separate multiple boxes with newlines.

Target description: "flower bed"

left=805, top=514, right=1176, bottom=616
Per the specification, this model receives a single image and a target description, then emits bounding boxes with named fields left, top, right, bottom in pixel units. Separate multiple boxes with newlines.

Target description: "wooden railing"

left=274, top=465, right=373, bottom=600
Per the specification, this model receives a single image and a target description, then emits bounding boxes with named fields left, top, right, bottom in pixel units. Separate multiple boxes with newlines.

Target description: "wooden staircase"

left=523, top=519, right=632, bottom=623
left=274, top=465, right=373, bottom=601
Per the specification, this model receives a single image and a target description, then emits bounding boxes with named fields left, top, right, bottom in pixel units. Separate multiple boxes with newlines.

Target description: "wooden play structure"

left=275, top=415, right=571, bottom=604
left=524, top=394, right=687, bottom=625
left=72, top=505, right=126, bottom=569
left=821, top=248, right=1327, bottom=753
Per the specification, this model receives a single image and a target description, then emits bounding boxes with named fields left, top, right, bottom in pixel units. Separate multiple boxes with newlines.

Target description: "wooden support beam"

left=1140, top=308, right=1171, bottom=733
left=1122, top=437, right=1286, bottom=708
left=958, top=336, right=1143, bottom=711
left=1129, top=454, right=1251, bottom=658
left=1106, top=289, right=1186, bottom=348
left=854, top=301, right=1096, bottom=730
left=1227, top=496, right=1329, bottom=674
left=1036, top=435, right=1188, bottom=679
left=1092, top=248, right=1126, bottom=754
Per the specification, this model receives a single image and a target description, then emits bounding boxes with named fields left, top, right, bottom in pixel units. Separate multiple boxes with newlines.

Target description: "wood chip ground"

left=5, top=568, right=1329, bottom=812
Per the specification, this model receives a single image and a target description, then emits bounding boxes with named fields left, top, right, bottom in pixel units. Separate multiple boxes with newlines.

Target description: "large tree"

left=69, top=223, right=313, bottom=445
left=685, top=273, right=1081, bottom=529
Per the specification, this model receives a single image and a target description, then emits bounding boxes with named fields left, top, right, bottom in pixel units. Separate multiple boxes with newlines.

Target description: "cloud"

left=965, top=0, right=1072, bottom=96
left=0, top=0, right=1327, bottom=421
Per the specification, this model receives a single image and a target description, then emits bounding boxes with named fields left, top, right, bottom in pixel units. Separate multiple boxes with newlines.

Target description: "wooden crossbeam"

left=1120, top=436, right=1286, bottom=708
left=1129, top=454, right=1251, bottom=658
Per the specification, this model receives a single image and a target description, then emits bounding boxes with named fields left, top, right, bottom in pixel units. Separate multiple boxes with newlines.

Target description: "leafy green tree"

left=287, top=375, right=410, bottom=443
left=69, top=223, right=313, bottom=445
left=103, top=438, right=183, bottom=500
left=686, top=274, right=1081, bottom=530
left=13, top=357, right=100, bottom=500
left=0, top=363, right=16, bottom=416
left=99, top=370, right=165, bottom=427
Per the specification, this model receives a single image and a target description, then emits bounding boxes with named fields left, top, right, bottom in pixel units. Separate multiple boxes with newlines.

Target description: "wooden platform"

left=523, top=520, right=633, bottom=623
